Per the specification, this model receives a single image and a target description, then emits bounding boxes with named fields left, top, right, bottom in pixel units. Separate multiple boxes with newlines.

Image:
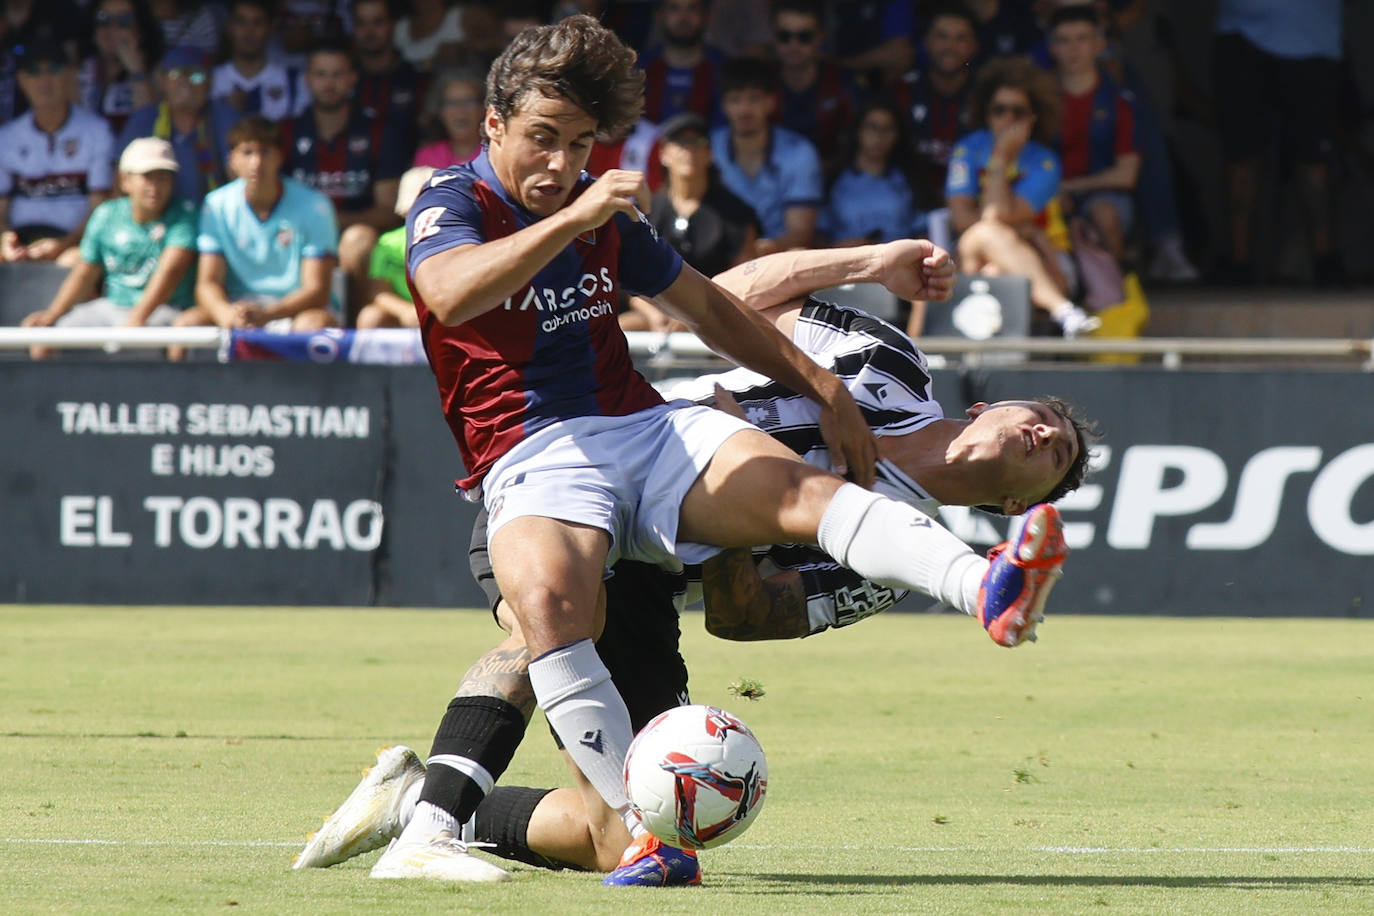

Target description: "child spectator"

left=77, top=0, right=164, bottom=136
left=354, top=165, right=433, bottom=329
left=820, top=99, right=925, bottom=247
left=1047, top=4, right=1138, bottom=264
left=0, top=37, right=114, bottom=264
left=21, top=138, right=197, bottom=358
left=119, top=46, right=242, bottom=205
left=412, top=68, right=484, bottom=169
left=172, top=115, right=337, bottom=350
left=711, top=57, right=822, bottom=255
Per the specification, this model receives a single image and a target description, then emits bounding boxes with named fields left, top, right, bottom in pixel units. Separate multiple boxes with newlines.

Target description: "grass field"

left=3, top=606, right=1372, bottom=914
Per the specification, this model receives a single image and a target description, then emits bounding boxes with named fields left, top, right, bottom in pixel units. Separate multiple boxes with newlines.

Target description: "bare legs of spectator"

left=958, top=217, right=1099, bottom=338
left=338, top=225, right=380, bottom=327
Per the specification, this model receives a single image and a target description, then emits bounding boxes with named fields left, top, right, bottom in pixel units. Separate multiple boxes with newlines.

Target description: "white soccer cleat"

left=293, top=745, right=426, bottom=869
left=369, top=829, right=512, bottom=882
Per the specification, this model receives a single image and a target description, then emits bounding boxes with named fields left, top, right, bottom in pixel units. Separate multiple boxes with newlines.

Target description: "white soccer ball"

left=623, top=704, right=768, bottom=850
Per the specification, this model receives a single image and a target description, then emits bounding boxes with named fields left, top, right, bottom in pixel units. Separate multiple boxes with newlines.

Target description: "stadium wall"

left=2, top=362, right=1369, bottom=617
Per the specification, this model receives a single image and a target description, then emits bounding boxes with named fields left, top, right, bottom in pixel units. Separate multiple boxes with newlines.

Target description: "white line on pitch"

left=6, top=838, right=1373, bottom=854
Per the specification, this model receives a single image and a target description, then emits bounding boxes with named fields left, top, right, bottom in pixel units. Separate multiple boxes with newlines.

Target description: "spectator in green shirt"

left=355, top=165, right=434, bottom=330
left=22, top=137, right=197, bottom=359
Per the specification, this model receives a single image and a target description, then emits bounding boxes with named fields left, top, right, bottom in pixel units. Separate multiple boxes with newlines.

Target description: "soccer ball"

left=623, top=704, right=768, bottom=850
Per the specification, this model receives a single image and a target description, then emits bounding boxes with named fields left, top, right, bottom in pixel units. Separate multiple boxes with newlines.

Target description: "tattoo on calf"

left=455, top=646, right=537, bottom=715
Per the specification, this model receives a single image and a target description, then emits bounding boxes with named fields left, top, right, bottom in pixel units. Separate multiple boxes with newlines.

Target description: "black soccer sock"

left=473, top=786, right=585, bottom=871
left=418, top=696, right=528, bottom=823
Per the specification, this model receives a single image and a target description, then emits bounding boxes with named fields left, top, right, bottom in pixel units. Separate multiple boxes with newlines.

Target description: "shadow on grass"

left=740, top=874, right=1374, bottom=891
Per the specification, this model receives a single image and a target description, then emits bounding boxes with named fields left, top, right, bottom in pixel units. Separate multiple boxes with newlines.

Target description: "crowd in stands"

left=0, top=0, right=1363, bottom=355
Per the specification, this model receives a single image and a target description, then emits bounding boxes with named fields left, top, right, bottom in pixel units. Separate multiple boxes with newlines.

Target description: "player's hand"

left=711, top=383, right=747, bottom=420
left=871, top=239, right=957, bottom=303
left=816, top=378, right=877, bottom=489
left=563, top=169, right=650, bottom=233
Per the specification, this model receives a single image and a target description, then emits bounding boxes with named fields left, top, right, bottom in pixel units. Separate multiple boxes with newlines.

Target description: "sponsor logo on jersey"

left=412, top=205, right=445, bottom=241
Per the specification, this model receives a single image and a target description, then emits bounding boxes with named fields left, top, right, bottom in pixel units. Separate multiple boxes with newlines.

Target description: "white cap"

left=119, top=137, right=180, bottom=174
left=395, top=166, right=437, bottom=217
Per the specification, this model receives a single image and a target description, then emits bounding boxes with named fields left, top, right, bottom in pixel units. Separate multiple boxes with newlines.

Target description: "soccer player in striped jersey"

left=295, top=238, right=1093, bottom=880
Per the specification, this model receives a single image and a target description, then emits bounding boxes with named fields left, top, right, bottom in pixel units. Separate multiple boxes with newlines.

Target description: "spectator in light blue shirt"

left=169, top=115, right=338, bottom=354
left=820, top=99, right=927, bottom=246
left=710, top=57, right=822, bottom=255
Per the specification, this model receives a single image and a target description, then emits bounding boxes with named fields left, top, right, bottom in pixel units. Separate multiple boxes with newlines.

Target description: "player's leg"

left=678, top=427, right=1064, bottom=647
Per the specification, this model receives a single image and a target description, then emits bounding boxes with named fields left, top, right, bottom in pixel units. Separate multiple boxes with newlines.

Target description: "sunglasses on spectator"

left=989, top=103, right=1032, bottom=119
left=775, top=28, right=816, bottom=44
left=166, top=68, right=208, bottom=84
left=96, top=11, right=136, bottom=27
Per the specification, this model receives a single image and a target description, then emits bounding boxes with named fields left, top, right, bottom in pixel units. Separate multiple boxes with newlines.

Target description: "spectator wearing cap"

left=625, top=111, right=759, bottom=333
left=711, top=57, right=822, bottom=256
left=171, top=115, right=338, bottom=353
left=279, top=39, right=409, bottom=324
left=354, top=164, right=433, bottom=329
left=211, top=0, right=307, bottom=122
left=119, top=46, right=243, bottom=205
left=0, top=36, right=114, bottom=263
left=20, top=137, right=197, bottom=359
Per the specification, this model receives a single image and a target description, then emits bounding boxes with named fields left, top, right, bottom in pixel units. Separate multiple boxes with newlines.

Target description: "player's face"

left=924, top=15, right=976, bottom=76
left=1049, top=21, right=1103, bottom=74
left=722, top=87, right=774, bottom=139
left=228, top=5, right=272, bottom=59
left=306, top=51, right=356, bottom=110
left=122, top=169, right=175, bottom=218
left=351, top=0, right=394, bottom=55
left=963, top=400, right=1078, bottom=512
left=486, top=92, right=597, bottom=218
left=773, top=11, right=822, bottom=68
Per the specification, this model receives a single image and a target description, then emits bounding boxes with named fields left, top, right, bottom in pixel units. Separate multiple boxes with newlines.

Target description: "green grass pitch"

left=3, top=606, right=1372, bottom=914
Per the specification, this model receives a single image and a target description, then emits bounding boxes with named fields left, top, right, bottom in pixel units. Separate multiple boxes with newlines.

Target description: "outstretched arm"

left=711, top=239, right=955, bottom=315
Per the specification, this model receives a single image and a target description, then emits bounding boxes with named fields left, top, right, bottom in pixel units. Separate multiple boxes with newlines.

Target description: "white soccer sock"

left=817, top=482, right=988, bottom=615
left=397, top=800, right=457, bottom=844
left=528, top=639, right=644, bottom=837
left=396, top=772, right=425, bottom=832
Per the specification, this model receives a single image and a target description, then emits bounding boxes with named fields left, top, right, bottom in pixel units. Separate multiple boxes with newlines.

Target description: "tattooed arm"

left=701, top=548, right=811, bottom=641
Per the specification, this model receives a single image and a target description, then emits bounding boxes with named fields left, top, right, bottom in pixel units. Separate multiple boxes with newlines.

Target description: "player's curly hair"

left=484, top=14, right=645, bottom=142
left=966, top=55, right=1060, bottom=147
left=1037, top=395, right=1099, bottom=505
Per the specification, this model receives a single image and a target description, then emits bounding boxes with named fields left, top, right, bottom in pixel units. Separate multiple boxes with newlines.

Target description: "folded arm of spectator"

left=21, top=260, right=103, bottom=327
left=1059, top=152, right=1140, bottom=195
left=338, top=179, right=402, bottom=233
left=125, top=246, right=196, bottom=327
left=258, top=255, right=335, bottom=323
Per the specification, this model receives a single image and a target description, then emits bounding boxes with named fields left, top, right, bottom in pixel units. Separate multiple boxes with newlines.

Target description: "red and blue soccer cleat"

left=602, top=833, right=701, bottom=887
left=977, top=503, right=1067, bottom=648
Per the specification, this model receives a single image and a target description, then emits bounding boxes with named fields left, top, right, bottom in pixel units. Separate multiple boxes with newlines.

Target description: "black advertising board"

left=2, top=362, right=1370, bottom=616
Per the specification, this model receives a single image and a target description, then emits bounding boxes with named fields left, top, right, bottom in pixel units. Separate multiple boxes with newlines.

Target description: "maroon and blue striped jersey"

left=406, top=149, right=684, bottom=491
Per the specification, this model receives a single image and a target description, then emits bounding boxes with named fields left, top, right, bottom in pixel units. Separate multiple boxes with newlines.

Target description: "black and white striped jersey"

left=666, top=297, right=944, bottom=514
left=673, top=298, right=948, bottom=635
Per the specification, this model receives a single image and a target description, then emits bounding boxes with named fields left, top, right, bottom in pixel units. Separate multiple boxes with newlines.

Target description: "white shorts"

left=482, top=401, right=756, bottom=569
left=56, top=298, right=180, bottom=328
